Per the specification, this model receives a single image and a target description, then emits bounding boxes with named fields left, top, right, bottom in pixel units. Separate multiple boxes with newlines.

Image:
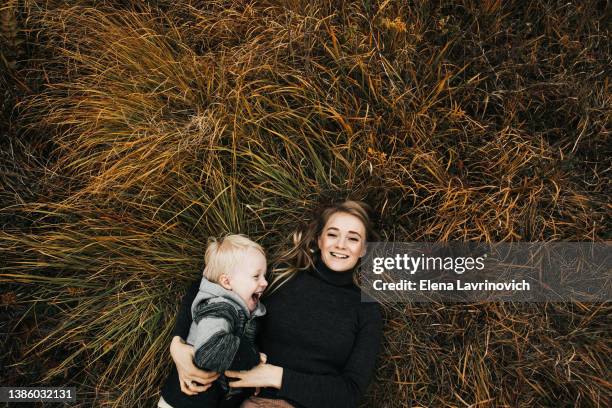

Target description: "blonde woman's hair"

left=204, top=234, right=265, bottom=283
left=269, top=200, right=377, bottom=292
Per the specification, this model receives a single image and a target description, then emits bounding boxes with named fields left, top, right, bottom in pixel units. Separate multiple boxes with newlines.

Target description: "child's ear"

left=219, top=274, right=232, bottom=290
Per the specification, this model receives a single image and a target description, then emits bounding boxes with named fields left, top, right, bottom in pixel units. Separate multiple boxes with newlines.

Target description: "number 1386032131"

left=0, top=387, right=76, bottom=402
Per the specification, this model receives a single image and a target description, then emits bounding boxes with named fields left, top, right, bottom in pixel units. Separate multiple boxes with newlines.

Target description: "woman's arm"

left=170, top=281, right=219, bottom=395
left=225, top=363, right=283, bottom=388
left=172, top=281, right=200, bottom=340
left=226, top=304, right=383, bottom=408
left=170, top=336, right=219, bottom=395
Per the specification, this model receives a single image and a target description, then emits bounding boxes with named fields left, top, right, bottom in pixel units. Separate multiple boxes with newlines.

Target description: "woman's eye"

left=349, top=237, right=359, bottom=242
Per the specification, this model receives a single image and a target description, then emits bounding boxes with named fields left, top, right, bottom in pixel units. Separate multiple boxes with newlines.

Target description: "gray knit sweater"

left=186, top=277, right=266, bottom=372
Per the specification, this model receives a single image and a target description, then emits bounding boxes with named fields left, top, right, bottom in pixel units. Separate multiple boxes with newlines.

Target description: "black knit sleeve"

left=229, top=337, right=261, bottom=370
left=171, top=280, right=200, bottom=340
left=276, top=303, right=383, bottom=408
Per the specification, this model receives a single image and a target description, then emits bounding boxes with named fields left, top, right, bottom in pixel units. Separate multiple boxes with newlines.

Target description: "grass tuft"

left=1, top=0, right=610, bottom=406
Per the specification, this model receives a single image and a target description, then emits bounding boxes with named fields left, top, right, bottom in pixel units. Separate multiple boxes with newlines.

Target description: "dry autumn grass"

left=1, top=0, right=610, bottom=407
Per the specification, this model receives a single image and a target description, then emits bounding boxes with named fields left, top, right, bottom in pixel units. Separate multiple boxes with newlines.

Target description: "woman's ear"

left=219, top=274, right=232, bottom=290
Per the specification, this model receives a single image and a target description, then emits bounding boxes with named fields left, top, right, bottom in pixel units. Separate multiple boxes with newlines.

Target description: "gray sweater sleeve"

left=192, top=317, right=240, bottom=372
left=189, top=302, right=260, bottom=372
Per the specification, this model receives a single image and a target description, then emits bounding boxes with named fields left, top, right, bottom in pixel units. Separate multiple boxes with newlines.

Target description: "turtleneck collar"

left=312, top=254, right=355, bottom=287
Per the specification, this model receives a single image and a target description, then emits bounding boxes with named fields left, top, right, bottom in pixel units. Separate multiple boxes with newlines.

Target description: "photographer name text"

left=372, top=279, right=530, bottom=291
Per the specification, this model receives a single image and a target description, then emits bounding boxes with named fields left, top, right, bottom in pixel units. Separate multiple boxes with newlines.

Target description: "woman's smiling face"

left=317, top=212, right=366, bottom=272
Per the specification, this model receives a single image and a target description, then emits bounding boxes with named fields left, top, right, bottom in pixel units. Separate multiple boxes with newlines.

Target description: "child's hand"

left=170, top=336, right=219, bottom=395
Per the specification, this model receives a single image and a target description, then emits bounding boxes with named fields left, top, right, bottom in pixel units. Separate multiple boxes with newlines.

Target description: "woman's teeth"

left=331, top=252, right=348, bottom=259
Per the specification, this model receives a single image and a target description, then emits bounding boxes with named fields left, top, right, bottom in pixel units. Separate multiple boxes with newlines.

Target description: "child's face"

left=226, top=247, right=268, bottom=312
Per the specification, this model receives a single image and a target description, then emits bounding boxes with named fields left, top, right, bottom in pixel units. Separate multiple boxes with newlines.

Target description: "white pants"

left=157, top=396, right=173, bottom=408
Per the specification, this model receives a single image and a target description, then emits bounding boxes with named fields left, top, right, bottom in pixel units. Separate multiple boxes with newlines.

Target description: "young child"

left=159, top=234, right=268, bottom=408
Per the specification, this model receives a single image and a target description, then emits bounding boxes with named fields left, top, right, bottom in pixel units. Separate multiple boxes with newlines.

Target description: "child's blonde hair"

left=204, top=234, right=265, bottom=283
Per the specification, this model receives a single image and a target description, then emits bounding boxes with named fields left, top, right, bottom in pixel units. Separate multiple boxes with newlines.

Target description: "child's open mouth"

left=251, top=291, right=263, bottom=304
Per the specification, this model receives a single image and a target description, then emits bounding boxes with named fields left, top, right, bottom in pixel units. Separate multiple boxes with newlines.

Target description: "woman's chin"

left=325, top=257, right=356, bottom=272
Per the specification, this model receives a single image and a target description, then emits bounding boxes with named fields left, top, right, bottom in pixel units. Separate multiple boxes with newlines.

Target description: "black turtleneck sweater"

left=171, top=259, right=383, bottom=408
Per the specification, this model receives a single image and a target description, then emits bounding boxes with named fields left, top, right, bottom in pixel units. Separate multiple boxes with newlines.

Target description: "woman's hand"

left=225, top=363, right=283, bottom=390
left=170, top=336, right=219, bottom=395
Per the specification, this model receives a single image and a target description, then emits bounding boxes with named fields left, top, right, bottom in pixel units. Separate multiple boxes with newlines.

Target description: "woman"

left=164, top=201, right=383, bottom=408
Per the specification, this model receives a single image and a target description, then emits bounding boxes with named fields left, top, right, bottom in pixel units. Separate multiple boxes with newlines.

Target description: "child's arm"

left=191, top=302, right=260, bottom=372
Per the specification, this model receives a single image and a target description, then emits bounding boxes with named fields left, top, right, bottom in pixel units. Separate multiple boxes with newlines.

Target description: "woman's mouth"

left=330, top=252, right=349, bottom=259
